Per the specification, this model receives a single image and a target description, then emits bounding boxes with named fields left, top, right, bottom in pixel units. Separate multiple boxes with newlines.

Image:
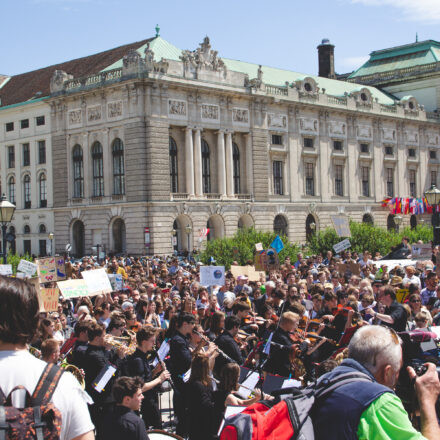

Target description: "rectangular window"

left=273, top=161, right=284, bottom=195
left=361, top=167, right=370, bottom=197
left=430, top=150, right=437, bottom=159
left=305, top=162, right=315, bottom=196
left=7, top=146, right=15, bottom=168
left=386, top=167, right=394, bottom=197
left=408, top=148, right=416, bottom=158
left=5, top=122, right=14, bottom=132
left=333, top=140, right=343, bottom=151
left=360, top=143, right=369, bottom=154
left=23, top=240, right=31, bottom=256
left=335, top=165, right=344, bottom=196
left=409, top=169, right=416, bottom=197
left=20, top=119, right=29, bottom=129
left=38, top=141, right=46, bottom=164
left=385, top=146, right=393, bottom=156
left=22, top=143, right=30, bottom=166
left=303, top=137, right=314, bottom=148
left=36, top=116, right=45, bottom=126
left=431, top=170, right=437, bottom=187
left=271, top=134, right=283, bottom=145
left=39, top=240, right=47, bottom=257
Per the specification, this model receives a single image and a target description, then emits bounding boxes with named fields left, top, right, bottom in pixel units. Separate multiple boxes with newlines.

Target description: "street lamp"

left=48, top=232, right=54, bottom=256
left=424, top=184, right=440, bottom=246
left=185, top=224, right=192, bottom=252
left=0, top=194, right=16, bottom=263
left=309, top=222, right=316, bottom=232
left=394, top=215, right=403, bottom=233
left=171, top=228, right=177, bottom=254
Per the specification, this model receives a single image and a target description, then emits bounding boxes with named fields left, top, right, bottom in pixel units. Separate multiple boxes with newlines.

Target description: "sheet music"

left=217, top=406, right=247, bottom=436
left=237, top=371, right=259, bottom=399
left=282, top=378, right=302, bottom=389
left=151, top=341, right=170, bottom=367
left=183, top=368, right=191, bottom=383
left=93, top=365, right=116, bottom=393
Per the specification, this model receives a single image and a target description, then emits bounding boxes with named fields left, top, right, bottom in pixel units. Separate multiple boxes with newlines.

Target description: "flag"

left=410, top=198, right=417, bottom=214
left=263, top=332, right=273, bottom=355
left=199, top=227, right=210, bottom=238
left=270, top=235, right=284, bottom=253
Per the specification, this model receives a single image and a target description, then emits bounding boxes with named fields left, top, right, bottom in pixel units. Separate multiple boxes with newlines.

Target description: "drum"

left=146, top=429, right=184, bottom=440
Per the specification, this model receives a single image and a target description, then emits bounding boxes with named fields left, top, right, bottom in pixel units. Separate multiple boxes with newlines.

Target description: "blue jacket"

left=311, top=358, right=393, bottom=440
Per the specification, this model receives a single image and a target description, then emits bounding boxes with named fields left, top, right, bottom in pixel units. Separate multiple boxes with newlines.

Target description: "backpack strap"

left=0, top=388, right=5, bottom=406
left=32, top=363, right=64, bottom=406
left=314, top=371, right=373, bottom=400
left=0, top=405, right=6, bottom=440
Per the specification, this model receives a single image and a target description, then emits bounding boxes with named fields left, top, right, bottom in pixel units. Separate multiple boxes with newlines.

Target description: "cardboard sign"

left=330, top=215, right=351, bottom=238
left=255, top=243, right=263, bottom=252
left=0, top=265, right=12, bottom=276
left=36, top=257, right=57, bottom=283
left=333, top=239, right=351, bottom=254
left=108, top=274, right=123, bottom=291
left=57, top=279, right=89, bottom=299
left=230, top=265, right=265, bottom=282
left=40, top=288, right=60, bottom=312
left=337, top=262, right=360, bottom=276
left=411, top=244, right=432, bottom=260
left=200, top=266, right=225, bottom=287
left=266, top=249, right=280, bottom=271
left=396, top=288, right=410, bottom=304
left=81, top=268, right=112, bottom=294
left=254, top=252, right=267, bottom=272
left=56, top=257, right=66, bottom=280
left=17, top=259, right=38, bottom=277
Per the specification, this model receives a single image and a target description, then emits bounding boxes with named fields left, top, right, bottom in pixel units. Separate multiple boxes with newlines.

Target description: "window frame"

left=112, top=138, right=125, bottom=196
left=273, top=160, right=284, bottom=195
left=73, top=145, right=84, bottom=198
left=22, top=143, right=30, bottom=167
left=23, top=174, right=31, bottom=209
left=201, top=139, right=211, bottom=194
left=39, top=173, right=47, bottom=208
left=36, top=116, right=45, bottom=126
left=38, top=140, right=46, bottom=164
left=334, top=164, right=344, bottom=196
left=233, top=143, right=240, bottom=194
left=361, top=166, right=370, bottom=197
left=169, top=137, right=178, bottom=193
left=305, top=162, right=315, bottom=196
left=20, top=119, right=29, bottom=129
left=92, top=142, right=104, bottom=197
left=7, top=146, right=15, bottom=168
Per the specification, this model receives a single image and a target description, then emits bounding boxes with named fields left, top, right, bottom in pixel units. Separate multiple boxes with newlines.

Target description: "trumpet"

left=104, top=329, right=137, bottom=356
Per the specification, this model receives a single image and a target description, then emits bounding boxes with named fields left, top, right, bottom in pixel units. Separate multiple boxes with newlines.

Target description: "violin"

left=332, top=305, right=354, bottom=318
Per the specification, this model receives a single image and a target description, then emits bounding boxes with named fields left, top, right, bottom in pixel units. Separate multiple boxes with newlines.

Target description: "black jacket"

left=101, top=405, right=149, bottom=440
left=124, top=348, right=156, bottom=401
left=264, top=327, right=292, bottom=377
left=187, top=380, right=215, bottom=440
left=169, top=331, right=192, bottom=388
left=214, top=331, right=243, bottom=374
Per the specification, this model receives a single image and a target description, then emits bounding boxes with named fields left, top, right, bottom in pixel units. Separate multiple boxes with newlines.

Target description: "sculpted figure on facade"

left=233, top=108, right=249, bottom=124
left=122, top=49, right=144, bottom=75
left=169, top=99, right=187, bottom=116
left=201, top=104, right=219, bottom=120
left=50, top=70, right=73, bottom=93
left=68, top=109, right=82, bottom=126
left=108, top=101, right=123, bottom=118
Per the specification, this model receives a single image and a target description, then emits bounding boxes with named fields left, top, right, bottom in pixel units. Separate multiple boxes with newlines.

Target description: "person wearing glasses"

left=407, top=293, right=432, bottom=330
left=312, top=325, right=440, bottom=440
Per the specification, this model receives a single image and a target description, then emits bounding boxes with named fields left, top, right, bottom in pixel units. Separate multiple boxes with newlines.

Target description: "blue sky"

left=2, top=0, right=440, bottom=77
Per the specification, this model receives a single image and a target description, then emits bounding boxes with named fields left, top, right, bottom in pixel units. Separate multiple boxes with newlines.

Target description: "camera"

left=410, top=359, right=440, bottom=378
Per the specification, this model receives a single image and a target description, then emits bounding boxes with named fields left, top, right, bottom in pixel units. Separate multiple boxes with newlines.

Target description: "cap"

left=121, top=301, right=134, bottom=310
left=390, top=276, right=403, bottom=286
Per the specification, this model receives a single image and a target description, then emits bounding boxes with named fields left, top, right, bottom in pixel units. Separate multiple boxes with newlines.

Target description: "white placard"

left=282, top=378, right=302, bottom=389
left=81, top=268, right=112, bottom=294
left=17, top=259, right=38, bottom=276
left=411, top=244, right=432, bottom=259
left=333, top=238, right=351, bottom=254
left=218, top=406, right=247, bottom=436
left=237, top=371, right=259, bottom=399
left=108, top=274, right=123, bottom=291
left=199, top=266, right=225, bottom=287
left=330, top=215, right=351, bottom=238
left=0, top=264, right=12, bottom=276
left=372, top=259, right=417, bottom=272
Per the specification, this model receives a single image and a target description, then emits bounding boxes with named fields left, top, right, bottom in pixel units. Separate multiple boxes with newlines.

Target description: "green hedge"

left=5, top=252, right=33, bottom=274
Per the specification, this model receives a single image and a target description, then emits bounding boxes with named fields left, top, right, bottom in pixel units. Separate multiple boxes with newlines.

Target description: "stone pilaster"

left=194, top=128, right=203, bottom=196
left=185, top=127, right=195, bottom=196
left=225, top=132, right=234, bottom=196
left=52, top=133, right=68, bottom=208
left=217, top=131, right=226, bottom=197
left=251, top=128, right=269, bottom=201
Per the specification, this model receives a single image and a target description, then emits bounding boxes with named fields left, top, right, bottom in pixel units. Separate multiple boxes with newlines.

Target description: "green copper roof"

left=349, top=40, right=440, bottom=79
left=102, top=37, right=394, bottom=105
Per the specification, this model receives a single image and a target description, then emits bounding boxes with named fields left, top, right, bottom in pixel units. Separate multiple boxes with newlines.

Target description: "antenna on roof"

left=155, top=24, right=160, bottom=38
left=416, top=32, right=418, bottom=42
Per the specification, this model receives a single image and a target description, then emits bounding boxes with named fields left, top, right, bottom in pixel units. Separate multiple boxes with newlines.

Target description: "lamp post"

left=48, top=232, right=54, bottom=256
left=185, top=225, right=192, bottom=253
left=171, top=228, right=177, bottom=254
left=424, top=184, right=440, bottom=246
left=0, top=194, right=16, bottom=263
left=394, top=215, right=403, bottom=234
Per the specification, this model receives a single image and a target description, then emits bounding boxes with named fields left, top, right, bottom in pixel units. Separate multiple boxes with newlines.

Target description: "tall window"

left=38, top=140, right=46, bottom=164
left=431, top=170, right=437, bottom=188
left=361, top=166, right=370, bottom=197
left=169, top=137, right=178, bottom=193
left=335, top=165, right=343, bottom=196
left=7, top=146, right=14, bottom=168
left=112, top=138, right=125, bottom=195
left=22, top=143, right=30, bottom=166
left=273, top=161, right=283, bottom=195
left=39, top=174, right=47, bottom=207
left=8, top=176, right=15, bottom=204
left=92, top=142, right=104, bottom=197
left=23, top=175, right=31, bottom=209
left=409, top=169, right=416, bottom=197
left=201, top=140, right=211, bottom=193
left=73, top=145, right=84, bottom=198
left=233, top=143, right=240, bottom=194
left=305, top=162, right=315, bottom=196
left=386, top=168, right=394, bottom=197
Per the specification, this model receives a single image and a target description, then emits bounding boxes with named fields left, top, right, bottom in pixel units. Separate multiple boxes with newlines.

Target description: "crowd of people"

left=1, top=242, right=440, bottom=439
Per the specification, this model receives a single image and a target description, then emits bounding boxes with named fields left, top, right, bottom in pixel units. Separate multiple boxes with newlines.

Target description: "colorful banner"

left=57, top=279, right=89, bottom=299
left=381, top=197, right=440, bottom=215
left=36, top=257, right=57, bottom=283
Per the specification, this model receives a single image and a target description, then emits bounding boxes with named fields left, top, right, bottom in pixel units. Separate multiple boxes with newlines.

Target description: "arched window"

left=39, top=173, right=47, bottom=207
left=72, top=145, right=84, bottom=198
left=23, top=225, right=31, bottom=234
left=112, top=138, right=125, bottom=195
left=233, top=143, right=240, bottom=194
left=306, top=214, right=316, bottom=240
left=410, top=214, right=417, bottom=230
left=39, top=224, right=47, bottom=234
left=274, top=215, right=288, bottom=237
left=8, top=226, right=16, bottom=254
left=8, top=176, right=15, bottom=204
left=201, top=140, right=211, bottom=193
left=169, top=137, right=178, bottom=193
left=92, top=142, right=104, bottom=197
left=387, top=214, right=396, bottom=232
left=362, top=214, right=373, bottom=225
left=23, top=175, right=31, bottom=209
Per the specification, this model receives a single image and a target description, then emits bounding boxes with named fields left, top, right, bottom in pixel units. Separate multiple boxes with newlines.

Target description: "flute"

left=152, top=349, right=176, bottom=390
left=192, top=330, right=236, bottom=364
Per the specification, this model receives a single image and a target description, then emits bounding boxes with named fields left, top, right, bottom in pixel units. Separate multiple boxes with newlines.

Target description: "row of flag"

left=381, top=197, right=440, bottom=214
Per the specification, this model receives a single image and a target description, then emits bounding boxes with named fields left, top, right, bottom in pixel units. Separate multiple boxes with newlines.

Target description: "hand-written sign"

left=200, top=266, right=225, bottom=287
left=81, top=268, right=112, bottom=295
left=17, top=259, right=38, bottom=277
left=230, top=265, right=265, bottom=282
left=0, top=265, right=12, bottom=276
left=396, top=288, right=410, bottom=304
left=254, top=252, right=267, bottom=272
left=39, top=288, right=60, bottom=312
left=57, top=279, right=89, bottom=299
left=108, top=274, right=123, bottom=291
left=36, top=257, right=57, bottom=283
left=333, top=239, right=351, bottom=254
left=56, top=257, right=66, bottom=280
left=330, top=215, right=351, bottom=238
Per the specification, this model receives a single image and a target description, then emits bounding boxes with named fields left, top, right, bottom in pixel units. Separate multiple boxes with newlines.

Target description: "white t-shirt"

left=0, top=350, right=94, bottom=440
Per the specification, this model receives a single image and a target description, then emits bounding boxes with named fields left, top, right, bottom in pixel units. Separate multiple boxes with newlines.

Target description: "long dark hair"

left=219, top=363, right=240, bottom=394
left=189, top=352, right=212, bottom=387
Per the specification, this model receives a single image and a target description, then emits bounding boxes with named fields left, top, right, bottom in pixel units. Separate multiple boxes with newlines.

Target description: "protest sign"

left=348, top=262, right=361, bottom=276
left=396, top=288, right=410, bottom=304
left=108, top=274, right=123, bottom=291
left=36, top=257, right=57, bottom=283
left=40, top=288, right=60, bottom=312
left=230, top=265, right=265, bottom=282
left=411, top=244, right=432, bottom=260
left=255, top=243, right=263, bottom=252
left=266, top=249, right=280, bottom=271
left=330, top=215, right=351, bottom=238
left=254, top=252, right=267, bottom=272
left=200, top=266, right=225, bottom=287
left=333, top=239, right=351, bottom=254
left=81, top=268, right=112, bottom=294
left=0, top=265, right=12, bottom=276
left=56, top=257, right=66, bottom=280
left=17, top=259, right=38, bottom=277
left=57, top=279, right=89, bottom=299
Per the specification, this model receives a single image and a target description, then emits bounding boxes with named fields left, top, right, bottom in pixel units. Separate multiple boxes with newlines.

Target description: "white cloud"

left=351, top=0, right=440, bottom=24
left=340, top=56, right=369, bottom=72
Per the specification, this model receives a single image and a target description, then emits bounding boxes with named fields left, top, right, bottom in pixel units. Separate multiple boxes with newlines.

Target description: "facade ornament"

left=246, top=65, right=264, bottom=90
left=122, top=49, right=144, bottom=75
left=50, top=70, right=73, bottom=93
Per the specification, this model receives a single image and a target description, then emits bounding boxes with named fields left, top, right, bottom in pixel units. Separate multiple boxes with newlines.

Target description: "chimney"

left=317, top=38, right=335, bottom=79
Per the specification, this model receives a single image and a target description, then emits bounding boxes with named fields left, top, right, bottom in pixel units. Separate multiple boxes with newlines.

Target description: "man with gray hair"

left=312, top=325, right=440, bottom=439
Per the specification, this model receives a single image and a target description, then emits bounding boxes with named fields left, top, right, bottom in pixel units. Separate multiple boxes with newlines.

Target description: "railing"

left=380, top=104, right=397, bottom=114
left=64, top=68, right=123, bottom=92
left=205, top=193, right=221, bottom=199
left=112, top=194, right=124, bottom=200
left=71, top=198, right=83, bottom=204
left=172, top=193, right=189, bottom=200
left=426, top=111, right=440, bottom=121
left=236, top=194, right=252, bottom=200
left=327, top=95, right=347, bottom=106
left=265, top=84, right=288, bottom=96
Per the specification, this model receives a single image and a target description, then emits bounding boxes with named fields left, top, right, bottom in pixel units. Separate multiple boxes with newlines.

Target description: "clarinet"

left=192, top=330, right=236, bottom=364
left=152, top=349, right=176, bottom=390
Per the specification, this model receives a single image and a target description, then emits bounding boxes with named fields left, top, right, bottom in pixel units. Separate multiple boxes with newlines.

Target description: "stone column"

left=185, top=127, right=195, bottom=196
left=102, top=128, right=111, bottom=196
left=225, top=131, right=234, bottom=196
left=347, top=118, right=357, bottom=202
left=217, top=131, right=227, bottom=197
left=244, top=133, right=254, bottom=196
left=193, top=128, right=203, bottom=196
left=83, top=132, right=90, bottom=198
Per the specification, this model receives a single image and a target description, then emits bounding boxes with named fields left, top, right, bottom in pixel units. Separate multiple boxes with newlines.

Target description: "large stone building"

left=2, top=33, right=440, bottom=256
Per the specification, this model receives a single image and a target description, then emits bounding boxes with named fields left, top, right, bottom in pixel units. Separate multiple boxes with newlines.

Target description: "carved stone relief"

left=68, top=109, right=82, bottom=126
left=268, top=113, right=287, bottom=129
left=356, top=125, right=372, bottom=139
left=107, top=101, right=123, bottom=118
left=232, top=108, right=249, bottom=124
left=299, top=118, right=318, bottom=133
left=328, top=120, right=346, bottom=136
left=426, top=132, right=440, bottom=146
left=404, top=130, right=419, bottom=145
left=180, top=37, right=227, bottom=74
left=168, top=99, right=187, bottom=117
left=382, top=127, right=396, bottom=142
left=87, top=105, right=102, bottom=122
left=201, top=104, right=219, bottom=121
